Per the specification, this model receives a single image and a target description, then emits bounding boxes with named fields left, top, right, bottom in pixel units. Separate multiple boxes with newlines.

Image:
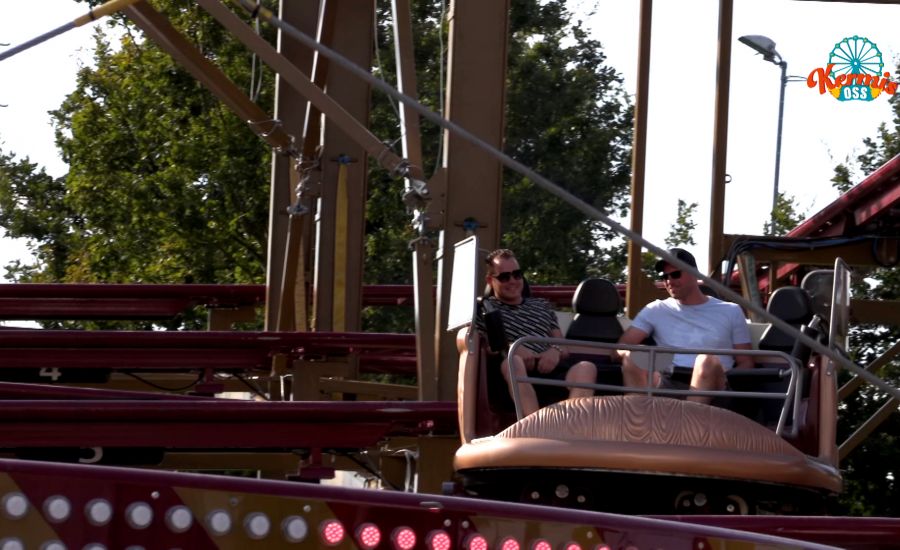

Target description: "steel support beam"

left=412, top=240, right=438, bottom=399
left=123, top=2, right=295, bottom=154
left=850, top=299, right=900, bottom=325
left=392, top=0, right=439, bottom=400
left=625, top=0, right=653, bottom=319
left=310, top=0, right=373, bottom=334
left=432, top=0, right=509, bottom=400
left=838, top=340, right=900, bottom=401
left=266, top=0, right=320, bottom=331
left=392, top=0, right=424, bottom=181
left=725, top=238, right=899, bottom=268
left=195, top=0, right=412, bottom=336
left=839, top=396, right=899, bottom=461
left=125, top=0, right=306, bottom=332
left=708, top=0, right=734, bottom=273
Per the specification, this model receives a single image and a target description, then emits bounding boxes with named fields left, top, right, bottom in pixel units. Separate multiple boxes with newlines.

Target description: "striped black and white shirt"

left=477, top=296, right=560, bottom=353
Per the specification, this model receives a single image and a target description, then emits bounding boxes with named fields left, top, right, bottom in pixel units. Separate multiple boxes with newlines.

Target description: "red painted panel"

left=0, top=458, right=845, bottom=549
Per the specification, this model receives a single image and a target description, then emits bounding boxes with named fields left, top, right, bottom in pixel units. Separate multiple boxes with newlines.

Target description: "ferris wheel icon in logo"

left=807, top=36, right=897, bottom=101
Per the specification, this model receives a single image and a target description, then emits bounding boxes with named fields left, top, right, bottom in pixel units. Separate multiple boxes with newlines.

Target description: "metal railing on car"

left=506, top=337, right=803, bottom=437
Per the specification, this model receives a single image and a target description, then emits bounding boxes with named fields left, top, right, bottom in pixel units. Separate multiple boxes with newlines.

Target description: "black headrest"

left=759, top=286, right=815, bottom=355
left=767, top=286, right=813, bottom=325
left=572, top=278, right=620, bottom=315
left=482, top=278, right=531, bottom=299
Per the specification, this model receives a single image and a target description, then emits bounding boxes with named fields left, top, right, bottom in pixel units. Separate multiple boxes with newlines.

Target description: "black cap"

left=655, top=248, right=698, bottom=273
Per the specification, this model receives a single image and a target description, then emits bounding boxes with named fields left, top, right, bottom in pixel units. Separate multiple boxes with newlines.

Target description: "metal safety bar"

left=506, top=337, right=803, bottom=437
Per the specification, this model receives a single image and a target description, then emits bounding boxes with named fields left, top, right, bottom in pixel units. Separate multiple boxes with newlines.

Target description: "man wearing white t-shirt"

left=617, top=248, right=753, bottom=403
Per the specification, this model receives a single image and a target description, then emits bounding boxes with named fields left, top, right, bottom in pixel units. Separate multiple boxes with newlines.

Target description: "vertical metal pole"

left=311, top=0, right=373, bottom=333
left=392, top=0, right=437, bottom=400
left=708, top=0, right=734, bottom=274
left=392, top=0, right=425, bottom=176
left=771, top=60, right=787, bottom=235
left=625, top=0, right=652, bottom=318
left=412, top=241, right=437, bottom=400
left=434, top=0, right=509, bottom=401
left=266, top=0, right=320, bottom=332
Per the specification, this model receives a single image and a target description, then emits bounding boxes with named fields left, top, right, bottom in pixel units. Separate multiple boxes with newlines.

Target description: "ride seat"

left=563, top=278, right=624, bottom=390
left=758, top=286, right=814, bottom=355
left=564, top=278, right=623, bottom=344
left=729, top=286, right=816, bottom=427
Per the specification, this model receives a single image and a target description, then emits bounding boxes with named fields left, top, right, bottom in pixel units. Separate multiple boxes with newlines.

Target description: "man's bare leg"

left=502, top=355, right=539, bottom=416
left=620, top=351, right=660, bottom=390
left=688, top=354, right=726, bottom=404
left=565, top=360, right=597, bottom=399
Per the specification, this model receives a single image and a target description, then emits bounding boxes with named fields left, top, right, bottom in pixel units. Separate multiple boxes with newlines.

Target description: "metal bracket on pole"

left=402, top=177, right=433, bottom=234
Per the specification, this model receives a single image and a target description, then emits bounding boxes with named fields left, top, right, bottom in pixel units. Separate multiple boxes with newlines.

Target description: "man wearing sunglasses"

left=617, top=248, right=753, bottom=403
left=479, top=249, right=597, bottom=416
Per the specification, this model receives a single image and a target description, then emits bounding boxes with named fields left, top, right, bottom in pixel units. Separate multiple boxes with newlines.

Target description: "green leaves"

left=37, top=11, right=271, bottom=285
left=665, top=199, right=698, bottom=248
left=827, top=54, right=900, bottom=518
left=501, top=1, right=632, bottom=283
left=0, top=148, right=75, bottom=281
left=762, top=192, right=806, bottom=236
left=2, top=0, right=632, bottom=306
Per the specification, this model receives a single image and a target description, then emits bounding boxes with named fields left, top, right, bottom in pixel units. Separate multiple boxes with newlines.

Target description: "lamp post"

left=739, top=35, right=787, bottom=235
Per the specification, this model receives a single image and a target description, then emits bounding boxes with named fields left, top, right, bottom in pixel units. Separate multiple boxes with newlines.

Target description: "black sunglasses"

left=659, top=270, right=683, bottom=281
left=492, top=269, right=524, bottom=283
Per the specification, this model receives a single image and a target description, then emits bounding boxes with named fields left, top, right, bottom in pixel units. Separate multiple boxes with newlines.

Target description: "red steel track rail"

left=0, top=329, right=416, bottom=372
left=0, top=283, right=588, bottom=320
left=0, top=400, right=457, bottom=449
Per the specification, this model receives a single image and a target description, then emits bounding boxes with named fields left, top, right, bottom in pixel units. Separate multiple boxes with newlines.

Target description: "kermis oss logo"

left=807, top=36, right=897, bottom=101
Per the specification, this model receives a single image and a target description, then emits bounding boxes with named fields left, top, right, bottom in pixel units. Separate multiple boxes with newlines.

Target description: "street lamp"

left=739, top=35, right=787, bottom=235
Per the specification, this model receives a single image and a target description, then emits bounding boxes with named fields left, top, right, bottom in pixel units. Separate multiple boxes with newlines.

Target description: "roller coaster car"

left=454, top=278, right=844, bottom=515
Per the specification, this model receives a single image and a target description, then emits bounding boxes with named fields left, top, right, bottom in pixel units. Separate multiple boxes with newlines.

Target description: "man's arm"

left=617, top=326, right=650, bottom=360
left=733, top=342, right=754, bottom=370
left=729, top=305, right=754, bottom=370
left=619, top=326, right=650, bottom=346
left=533, top=327, right=565, bottom=373
left=548, top=327, right=568, bottom=359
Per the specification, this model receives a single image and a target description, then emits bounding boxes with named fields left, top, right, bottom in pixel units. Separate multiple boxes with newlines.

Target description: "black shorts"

left=530, top=354, right=592, bottom=381
left=659, top=367, right=692, bottom=390
left=528, top=356, right=591, bottom=406
left=659, top=367, right=732, bottom=406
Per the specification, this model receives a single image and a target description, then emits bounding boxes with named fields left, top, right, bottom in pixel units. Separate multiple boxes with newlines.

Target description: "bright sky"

left=0, top=0, right=98, bottom=276
left=0, top=0, right=898, bottom=276
left=585, top=0, right=898, bottom=270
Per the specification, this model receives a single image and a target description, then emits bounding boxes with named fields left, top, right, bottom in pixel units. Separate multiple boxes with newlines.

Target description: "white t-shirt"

left=630, top=296, right=751, bottom=370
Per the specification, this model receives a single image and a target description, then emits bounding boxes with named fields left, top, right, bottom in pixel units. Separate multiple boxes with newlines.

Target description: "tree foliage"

left=0, top=1, right=274, bottom=287
left=665, top=199, right=698, bottom=248
left=364, top=0, right=633, bottom=292
left=831, top=162, right=854, bottom=194
left=1, top=0, right=631, bottom=297
left=0, top=152, right=72, bottom=281
left=501, top=4, right=632, bottom=284
left=857, top=121, right=900, bottom=175
left=835, top=266, right=900, bottom=516
left=1, top=0, right=898, bottom=519
left=763, top=192, right=806, bottom=236
left=825, top=67, right=900, bottom=517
